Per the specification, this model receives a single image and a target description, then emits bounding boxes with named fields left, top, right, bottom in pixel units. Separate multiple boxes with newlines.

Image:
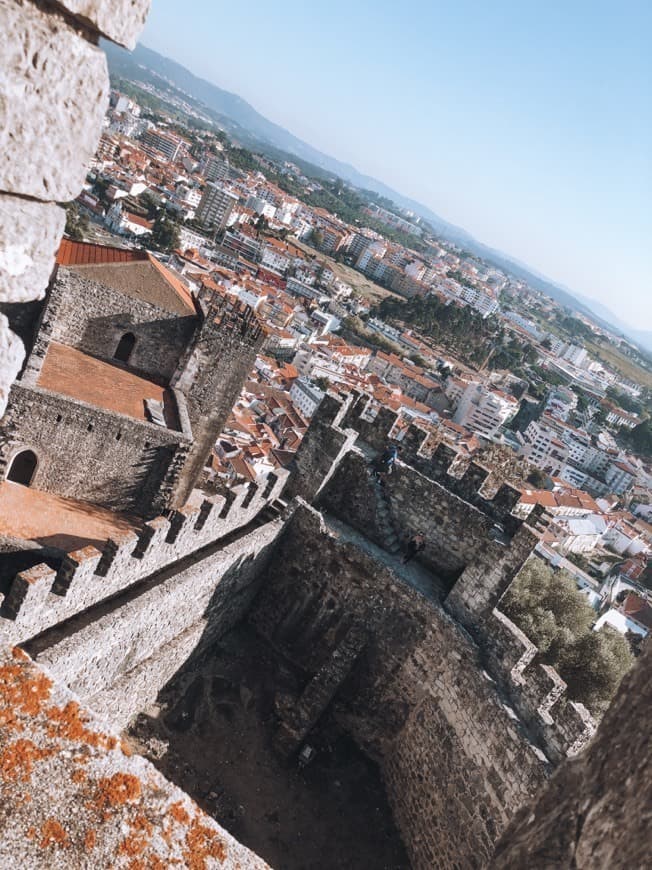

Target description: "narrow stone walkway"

left=322, top=513, right=445, bottom=602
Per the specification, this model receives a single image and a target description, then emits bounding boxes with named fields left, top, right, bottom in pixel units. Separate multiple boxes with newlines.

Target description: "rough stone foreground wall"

left=1, top=467, right=288, bottom=645
left=491, top=641, right=652, bottom=870
left=1, top=382, right=190, bottom=516
left=250, top=504, right=550, bottom=870
left=0, top=0, right=151, bottom=415
left=24, top=515, right=285, bottom=728
left=22, top=269, right=198, bottom=386
left=0, top=647, right=268, bottom=869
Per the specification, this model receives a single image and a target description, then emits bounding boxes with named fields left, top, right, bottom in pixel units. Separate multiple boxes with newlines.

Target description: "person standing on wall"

left=373, top=442, right=400, bottom=478
left=403, top=531, right=426, bottom=564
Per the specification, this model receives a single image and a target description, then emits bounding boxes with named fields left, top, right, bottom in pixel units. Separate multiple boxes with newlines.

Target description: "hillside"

left=104, top=41, right=650, bottom=354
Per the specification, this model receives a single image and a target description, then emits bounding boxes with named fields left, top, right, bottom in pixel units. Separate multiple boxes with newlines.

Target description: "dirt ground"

left=288, top=237, right=401, bottom=307
left=129, top=625, right=410, bottom=870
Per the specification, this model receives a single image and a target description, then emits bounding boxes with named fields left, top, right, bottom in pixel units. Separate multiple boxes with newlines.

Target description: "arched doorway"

left=7, top=450, right=38, bottom=486
left=114, top=332, right=136, bottom=363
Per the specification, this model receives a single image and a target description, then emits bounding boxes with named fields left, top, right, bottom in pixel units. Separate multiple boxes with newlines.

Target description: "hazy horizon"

left=140, top=0, right=652, bottom=331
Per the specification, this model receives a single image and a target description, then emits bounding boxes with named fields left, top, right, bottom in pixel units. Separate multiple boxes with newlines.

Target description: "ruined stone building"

left=0, top=1, right=649, bottom=868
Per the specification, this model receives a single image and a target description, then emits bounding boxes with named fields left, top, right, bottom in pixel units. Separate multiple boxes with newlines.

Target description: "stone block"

left=0, top=0, right=109, bottom=201
left=0, top=315, right=24, bottom=417
left=0, top=195, right=65, bottom=303
left=53, top=0, right=151, bottom=48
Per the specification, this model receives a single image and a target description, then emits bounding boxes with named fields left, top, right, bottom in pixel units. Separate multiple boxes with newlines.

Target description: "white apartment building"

left=519, top=421, right=569, bottom=476
left=562, top=343, right=588, bottom=367
left=260, top=245, right=290, bottom=274
left=544, top=388, right=577, bottom=422
left=605, top=461, right=637, bottom=495
left=453, top=382, right=518, bottom=437
left=289, top=378, right=325, bottom=419
left=203, top=156, right=230, bottom=183
left=196, top=182, right=239, bottom=231
left=458, top=285, right=499, bottom=318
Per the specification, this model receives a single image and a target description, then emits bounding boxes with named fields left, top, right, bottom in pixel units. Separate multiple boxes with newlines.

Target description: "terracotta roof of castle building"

left=38, top=342, right=180, bottom=430
left=57, top=238, right=147, bottom=266
left=57, top=239, right=196, bottom=315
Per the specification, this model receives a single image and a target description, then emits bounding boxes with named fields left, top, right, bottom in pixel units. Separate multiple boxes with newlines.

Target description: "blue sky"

left=142, top=0, right=652, bottom=330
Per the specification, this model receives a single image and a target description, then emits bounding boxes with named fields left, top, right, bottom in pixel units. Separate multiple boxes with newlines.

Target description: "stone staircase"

left=369, top=472, right=402, bottom=556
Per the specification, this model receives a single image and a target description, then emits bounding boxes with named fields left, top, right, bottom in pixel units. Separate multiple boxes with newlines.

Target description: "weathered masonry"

left=1, top=242, right=264, bottom=516
left=1, top=390, right=600, bottom=870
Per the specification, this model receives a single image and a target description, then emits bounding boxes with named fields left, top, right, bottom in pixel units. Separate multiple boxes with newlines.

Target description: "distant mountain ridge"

left=104, top=41, right=651, bottom=353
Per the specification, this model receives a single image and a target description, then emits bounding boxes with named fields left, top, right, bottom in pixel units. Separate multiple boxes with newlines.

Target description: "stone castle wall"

left=490, top=641, right=651, bottom=869
left=249, top=503, right=550, bottom=870
left=0, top=466, right=288, bottom=644
left=1, top=382, right=190, bottom=516
left=292, top=395, right=596, bottom=763
left=26, top=515, right=284, bottom=728
left=319, top=447, right=517, bottom=579
left=22, top=268, right=198, bottom=386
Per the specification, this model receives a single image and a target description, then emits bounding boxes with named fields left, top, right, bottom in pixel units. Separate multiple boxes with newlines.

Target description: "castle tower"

left=169, top=288, right=265, bottom=508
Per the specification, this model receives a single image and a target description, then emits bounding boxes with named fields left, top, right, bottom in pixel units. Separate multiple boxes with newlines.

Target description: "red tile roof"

left=57, top=238, right=147, bottom=266
left=622, top=593, right=652, bottom=630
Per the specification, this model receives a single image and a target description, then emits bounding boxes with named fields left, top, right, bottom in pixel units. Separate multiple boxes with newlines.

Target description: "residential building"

left=518, top=420, right=569, bottom=476
left=289, top=377, right=325, bottom=419
left=140, top=129, right=183, bottom=162
left=196, top=182, right=239, bottom=231
left=453, top=382, right=518, bottom=437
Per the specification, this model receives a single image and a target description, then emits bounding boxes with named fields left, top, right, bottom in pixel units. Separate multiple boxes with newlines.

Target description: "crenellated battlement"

left=0, top=467, right=288, bottom=643
left=340, top=393, right=528, bottom=528
left=484, top=608, right=597, bottom=761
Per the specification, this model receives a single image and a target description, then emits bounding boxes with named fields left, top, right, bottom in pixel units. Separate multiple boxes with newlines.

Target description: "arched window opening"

left=114, top=332, right=136, bottom=363
left=7, top=450, right=38, bottom=486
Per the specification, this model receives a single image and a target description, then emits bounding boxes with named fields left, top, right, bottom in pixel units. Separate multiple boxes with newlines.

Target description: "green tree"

left=502, top=558, right=634, bottom=714
left=620, top=419, right=652, bottom=459
left=502, top=559, right=594, bottom=665
left=310, top=228, right=324, bottom=250
left=149, top=214, right=180, bottom=252
left=138, top=192, right=159, bottom=220
left=526, top=468, right=552, bottom=489
left=64, top=203, right=89, bottom=241
left=559, top=629, right=633, bottom=715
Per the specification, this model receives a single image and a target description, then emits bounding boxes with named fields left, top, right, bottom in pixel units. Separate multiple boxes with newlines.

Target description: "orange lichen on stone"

left=84, top=829, right=97, bottom=852
left=0, top=738, right=52, bottom=782
left=0, top=662, right=53, bottom=717
left=39, top=819, right=70, bottom=849
left=169, top=801, right=190, bottom=825
left=119, top=832, right=149, bottom=857
left=183, top=816, right=228, bottom=869
left=95, top=772, right=142, bottom=808
left=0, top=706, right=25, bottom=733
left=71, top=768, right=87, bottom=784
left=121, top=737, right=134, bottom=757
left=132, top=813, right=154, bottom=836
left=26, top=826, right=37, bottom=840
left=46, top=700, right=117, bottom=751
left=11, top=647, right=29, bottom=661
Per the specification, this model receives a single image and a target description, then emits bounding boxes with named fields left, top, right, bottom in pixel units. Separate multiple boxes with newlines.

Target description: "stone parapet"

left=0, top=645, right=268, bottom=869
left=0, top=467, right=288, bottom=643
left=483, top=608, right=597, bottom=762
left=51, top=0, right=151, bottom=48
left=340, top=394, right=528, bottom=528
left=0, top=0, right=109, bottom=202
